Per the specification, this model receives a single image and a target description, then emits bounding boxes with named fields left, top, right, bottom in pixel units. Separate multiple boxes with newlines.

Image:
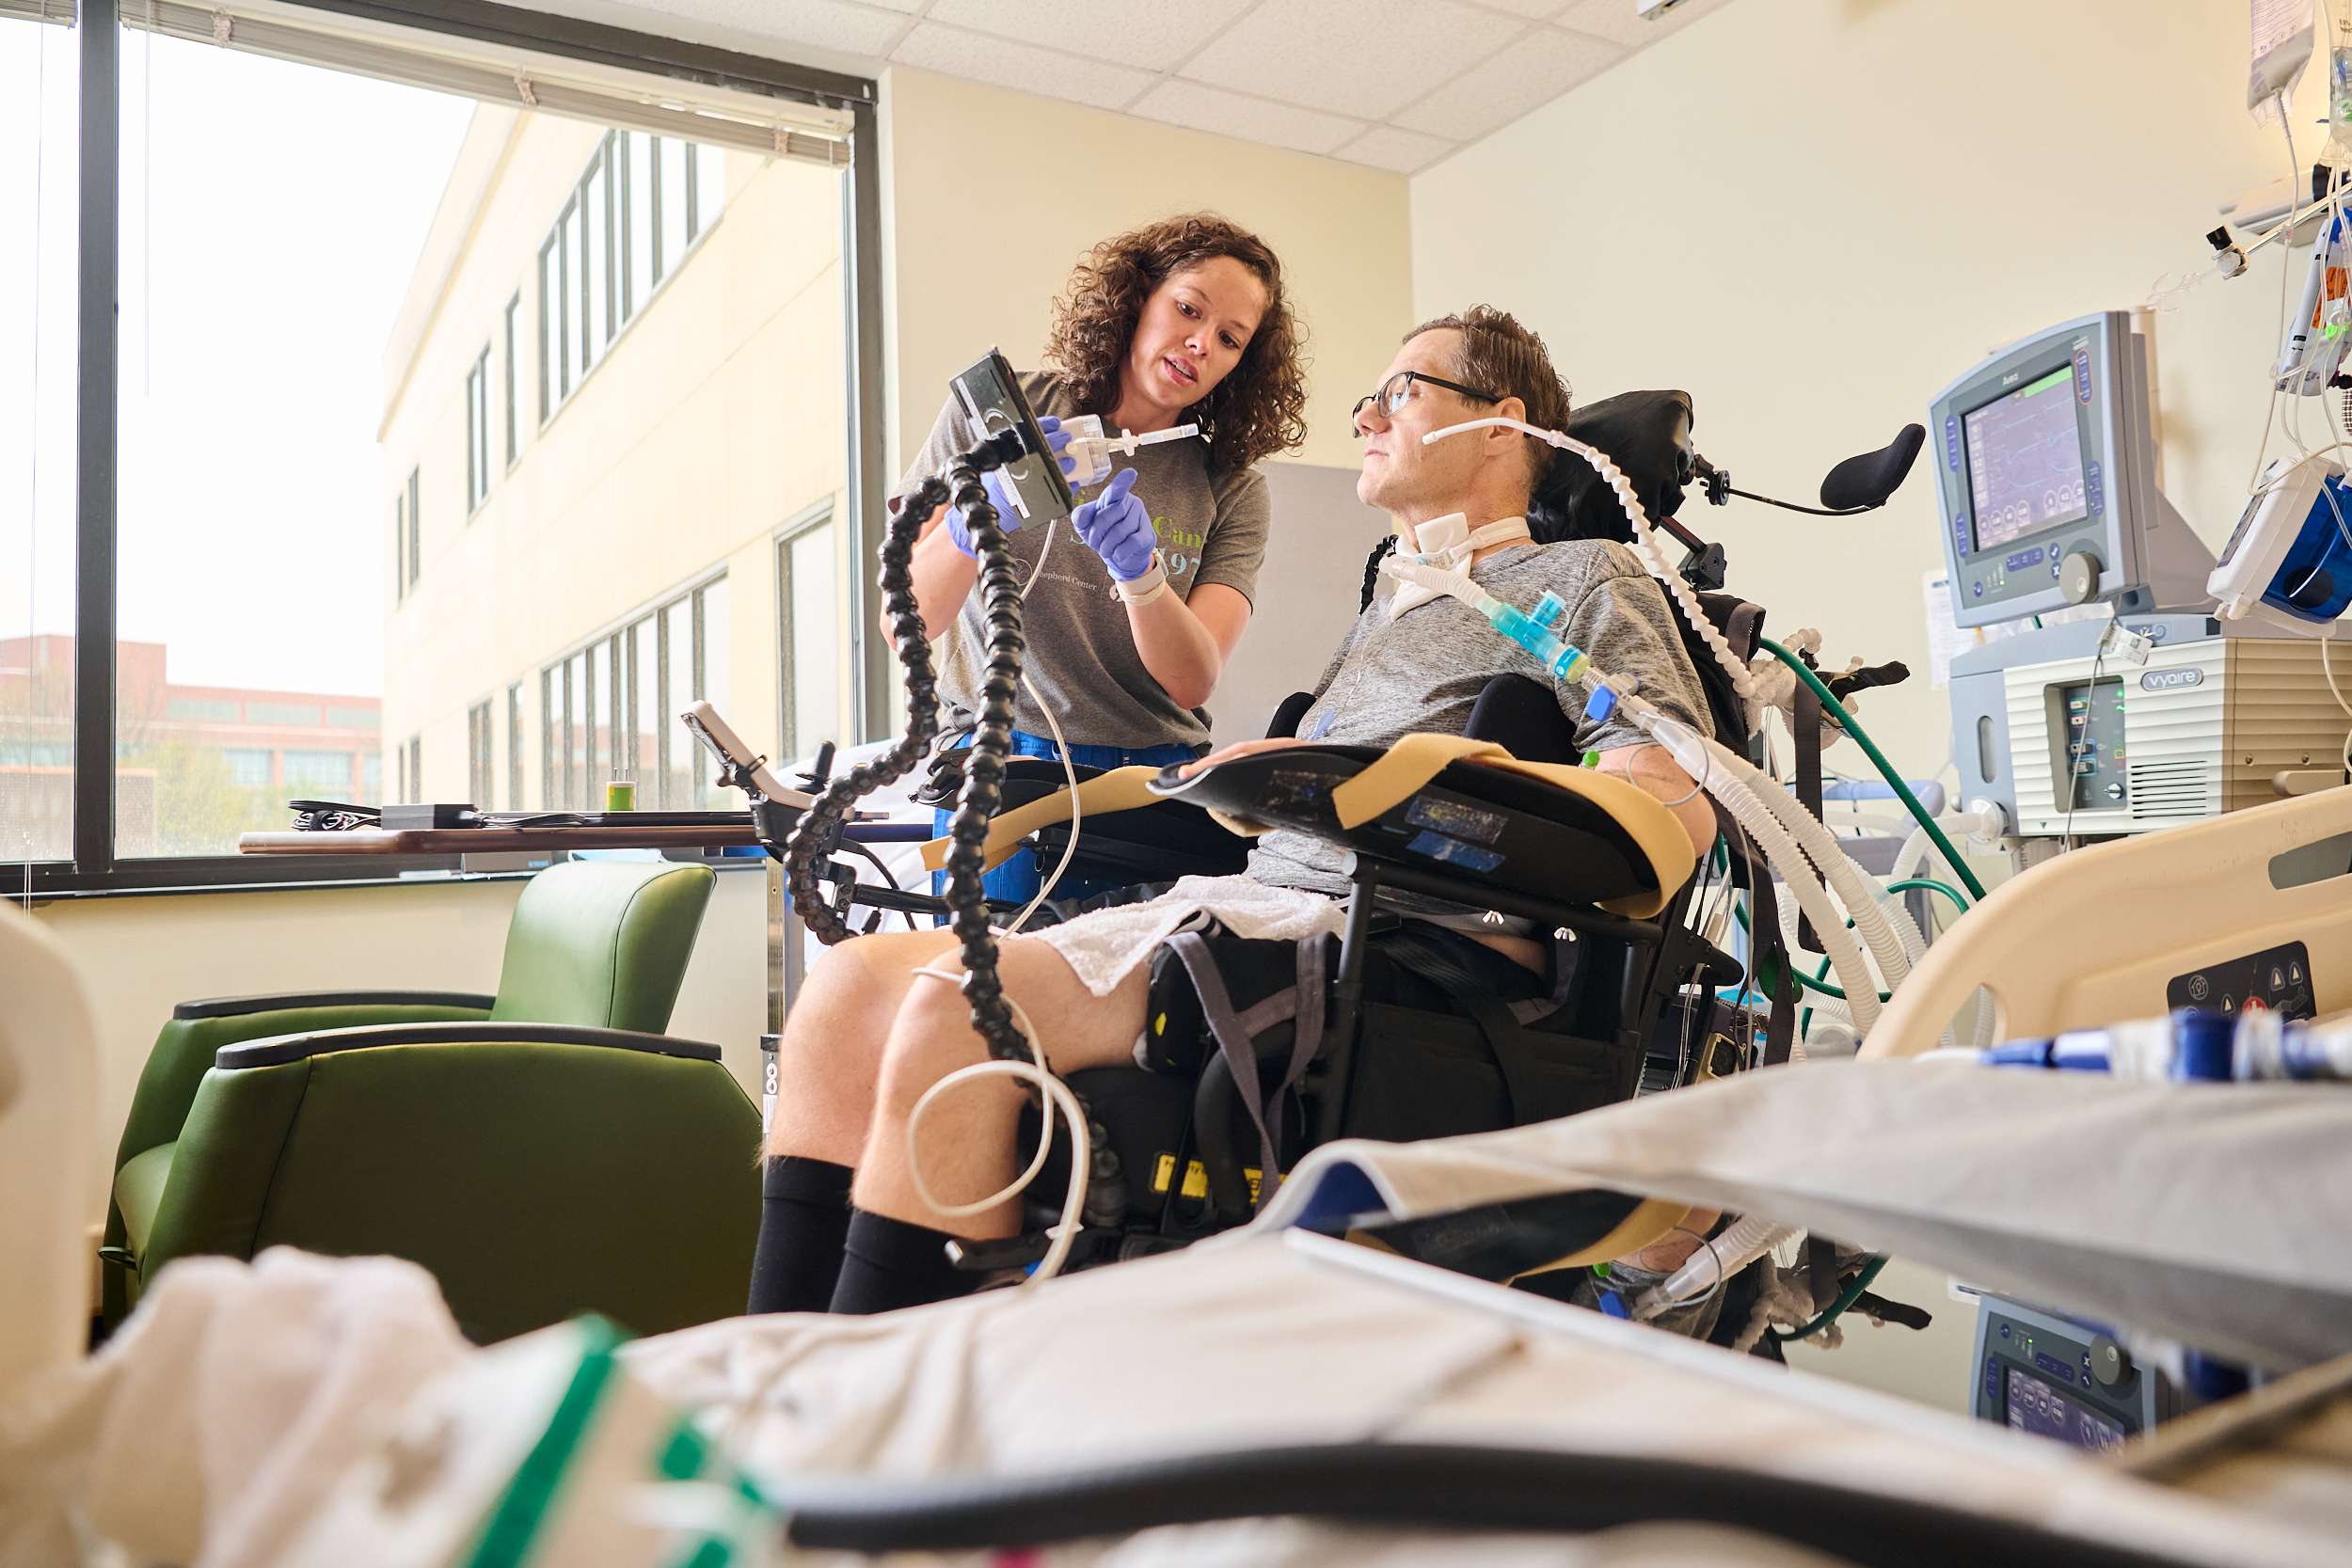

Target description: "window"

left=222, top=749, right=273, bottom=789
left=405, top=467, right=421, bottom=590
left=503, top=293, right=520, bottom=469
left=246, top=702, right=322, bottom=726
left=540, top=573, right=722, bottom=812
left=285, top=750, right=356, bottom=793
left=506, top=681, right=523, bottom=811
left=15, top=6, right=866, bottom=891
left=625, top=131, right=654, bottom=318
left=692, top=142, right=726, bottom=237
left=465, top=344, right=491, bottom=514
left=778, top=510, right=841, bottom=762
left=466, top=698, right=493, bottom=806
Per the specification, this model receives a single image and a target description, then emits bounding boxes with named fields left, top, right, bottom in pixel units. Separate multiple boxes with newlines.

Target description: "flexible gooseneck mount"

left=782, top=427, right=1036, bottom=1064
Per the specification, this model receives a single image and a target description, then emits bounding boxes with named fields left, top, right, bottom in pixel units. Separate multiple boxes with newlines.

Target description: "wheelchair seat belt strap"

left=1162, top=929, right=1327, bottom=1207
left=918, top=765, right=1167, bottom=874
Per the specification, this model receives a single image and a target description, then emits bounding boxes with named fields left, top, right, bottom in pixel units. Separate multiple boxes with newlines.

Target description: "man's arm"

left=1592, top=743, right=1715, bottom=861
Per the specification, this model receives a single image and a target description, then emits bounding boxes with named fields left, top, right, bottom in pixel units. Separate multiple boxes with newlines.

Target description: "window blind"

left=5, top=0, right=853, bottom=166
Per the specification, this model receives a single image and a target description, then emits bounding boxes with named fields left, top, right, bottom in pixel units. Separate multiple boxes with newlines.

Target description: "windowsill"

left=19, top=849, right=768, bottom=903
left=535, top=209, right=723, bottom=440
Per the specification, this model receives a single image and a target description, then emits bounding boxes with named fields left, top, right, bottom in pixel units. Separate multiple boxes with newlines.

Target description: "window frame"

left=26, top=0, right=881, bottom=897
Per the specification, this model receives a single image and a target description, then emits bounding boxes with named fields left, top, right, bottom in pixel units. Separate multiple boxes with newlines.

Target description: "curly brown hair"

left=1043, top=213, right=1309, bottom=472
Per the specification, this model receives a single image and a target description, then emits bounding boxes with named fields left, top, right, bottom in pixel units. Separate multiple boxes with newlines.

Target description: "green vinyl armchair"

left=102, top=859, right=759, bottom=1341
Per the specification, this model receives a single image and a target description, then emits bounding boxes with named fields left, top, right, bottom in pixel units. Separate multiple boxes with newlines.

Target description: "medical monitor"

left=1930, top=312, right=2188, bottom=629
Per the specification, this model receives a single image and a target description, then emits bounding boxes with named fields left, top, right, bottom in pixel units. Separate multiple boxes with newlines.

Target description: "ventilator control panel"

left=1970, top=1296, right=2170, bottom=1449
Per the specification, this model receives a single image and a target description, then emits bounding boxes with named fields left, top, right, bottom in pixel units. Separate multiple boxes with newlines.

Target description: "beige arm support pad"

left=918, top=765, right=1173, bottom=875
left=1862, top=788, right=2352, bottom=1058
left=1328, top=733, right=1694, bottom=919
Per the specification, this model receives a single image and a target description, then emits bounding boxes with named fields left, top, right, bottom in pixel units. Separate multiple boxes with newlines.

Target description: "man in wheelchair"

left=749, top=306, right=1722, bottom=1320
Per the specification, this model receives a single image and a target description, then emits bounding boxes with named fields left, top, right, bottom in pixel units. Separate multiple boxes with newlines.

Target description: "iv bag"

left=2251, top=0, right=2316, bottom=120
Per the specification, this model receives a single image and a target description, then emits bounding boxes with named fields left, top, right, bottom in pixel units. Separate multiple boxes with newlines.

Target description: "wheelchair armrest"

left=172, top=990, right=497, bottom=1021
left=215, top=1022, right=724, bottom=1069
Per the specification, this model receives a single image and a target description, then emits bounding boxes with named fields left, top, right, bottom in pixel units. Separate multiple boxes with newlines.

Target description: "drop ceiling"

left=510, top=0, right=1734, bottom=174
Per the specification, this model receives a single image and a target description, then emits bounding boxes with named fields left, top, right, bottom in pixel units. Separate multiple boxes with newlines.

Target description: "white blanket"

left=0, top=1249, right=466, bottom=1568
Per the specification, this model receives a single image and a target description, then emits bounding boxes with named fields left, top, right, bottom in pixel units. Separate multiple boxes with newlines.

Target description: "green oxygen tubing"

left=1756, top=638, right=1988, bottom=903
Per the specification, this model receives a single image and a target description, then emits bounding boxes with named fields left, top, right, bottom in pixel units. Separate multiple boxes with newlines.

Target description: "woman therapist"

left=898, top=213, right=1309, bottom=905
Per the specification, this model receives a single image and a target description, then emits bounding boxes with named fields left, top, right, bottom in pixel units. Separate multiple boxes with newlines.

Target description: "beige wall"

left=879, top=65, right=1414, bottom=476
left=1410, top=0, right=2312, bottom=772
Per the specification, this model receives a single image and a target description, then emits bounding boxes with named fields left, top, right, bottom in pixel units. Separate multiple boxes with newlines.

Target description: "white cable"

left=901, top=965, right=1090, bottom=1284
left=993, top=518, right=1082, bottom=939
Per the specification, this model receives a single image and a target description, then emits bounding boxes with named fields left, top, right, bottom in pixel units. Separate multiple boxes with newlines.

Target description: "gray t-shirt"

left=898, top=371, right=1271, bottom=751
left=1244, top=537, right=1714, bottom=911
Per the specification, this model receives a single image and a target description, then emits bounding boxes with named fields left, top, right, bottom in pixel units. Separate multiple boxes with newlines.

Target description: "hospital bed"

left=8, top=849, right=2350, bottom=1565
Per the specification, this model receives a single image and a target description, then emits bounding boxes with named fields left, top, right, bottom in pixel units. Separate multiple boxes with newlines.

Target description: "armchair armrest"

left=215, top=1021, right=724, bottom=1070
left=173, top=990, right=497, bottom=1021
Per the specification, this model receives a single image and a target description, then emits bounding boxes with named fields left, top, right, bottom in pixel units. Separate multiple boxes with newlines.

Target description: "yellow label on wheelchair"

left=1152, top=1154, right=1262, bottom=1204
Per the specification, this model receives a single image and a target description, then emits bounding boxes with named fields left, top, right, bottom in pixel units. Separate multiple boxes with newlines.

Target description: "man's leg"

left=828, top=936, right=1150, bottom=1314
left=748, top=927, right=959, bottom=1314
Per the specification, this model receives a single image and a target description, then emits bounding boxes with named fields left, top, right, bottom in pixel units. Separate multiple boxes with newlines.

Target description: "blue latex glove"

left=1073, top=467, right=1159, bottom=583
left=946, top=416, right=1072, bottom=557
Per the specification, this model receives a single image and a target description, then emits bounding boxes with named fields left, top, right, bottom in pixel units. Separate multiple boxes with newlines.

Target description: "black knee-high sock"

left=746, top=1157, right=855, bottom=1315
left=827, top=1208, right=980, bottom=1316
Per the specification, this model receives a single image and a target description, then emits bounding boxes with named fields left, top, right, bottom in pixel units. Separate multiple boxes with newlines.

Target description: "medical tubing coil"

left=1634, top=708, right=1882, bottom=1038
left=783, top=473, right=950, bottom=945
left=1552, top=431, right=1763, bottom=727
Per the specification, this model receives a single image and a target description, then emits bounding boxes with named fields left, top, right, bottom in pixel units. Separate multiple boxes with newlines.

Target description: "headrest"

left=1532, top=389, right=1695, bottom=545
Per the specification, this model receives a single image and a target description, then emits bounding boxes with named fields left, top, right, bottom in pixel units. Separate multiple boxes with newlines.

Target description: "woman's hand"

left=1176, top=736, right=1307, bottom=779
left=1073, top=467, right=1160, bottom=582
left=946, top=416, right=1073, bottom=557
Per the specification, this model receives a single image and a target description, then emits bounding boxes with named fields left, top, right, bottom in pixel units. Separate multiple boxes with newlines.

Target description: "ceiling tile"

left=890, top=22, right=1161, bottom=111
left=1549, top=0, right=1729, bottom=50
left=1332, top=125, right=1456, bottom=174
left=1465, top=0, right=1575, bottom=15
left=924, top=0, right=1258, bottom=73
left=854, top=0, right=928, bottom=12
left=1178, top=0, right=1529, bottom=121
left=1393, top=24, right=1624, bottom=141
left=1127, top=79, right=1367, bottom=157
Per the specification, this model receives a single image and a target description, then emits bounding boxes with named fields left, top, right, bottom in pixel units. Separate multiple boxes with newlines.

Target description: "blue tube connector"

left=1483, top=599, right=1588, bottom=685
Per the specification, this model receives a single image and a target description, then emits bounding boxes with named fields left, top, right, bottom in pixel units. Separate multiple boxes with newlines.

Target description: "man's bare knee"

left=765, top=928, right=958, bottom=1161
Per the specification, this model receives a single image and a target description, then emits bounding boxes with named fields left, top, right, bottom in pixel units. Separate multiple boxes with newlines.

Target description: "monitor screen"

left=1964, top=366, right=2090, bottom=554
left=2005, top=1366, right=2126, bottom=1450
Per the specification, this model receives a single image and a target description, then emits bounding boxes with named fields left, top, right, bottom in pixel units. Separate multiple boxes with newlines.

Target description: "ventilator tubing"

left=1635, top=710, right=1882, bottom=1039
left=1419, top=417, right=1763, bottom=732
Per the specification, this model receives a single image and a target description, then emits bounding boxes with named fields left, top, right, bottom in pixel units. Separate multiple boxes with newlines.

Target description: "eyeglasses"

left=1351, top=369, right=1502, bottom=427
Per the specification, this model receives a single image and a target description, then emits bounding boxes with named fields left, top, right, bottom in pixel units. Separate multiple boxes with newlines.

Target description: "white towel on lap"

left=1032, top=874, right=1348, bottom=997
